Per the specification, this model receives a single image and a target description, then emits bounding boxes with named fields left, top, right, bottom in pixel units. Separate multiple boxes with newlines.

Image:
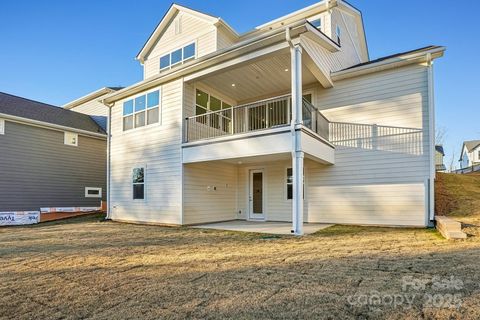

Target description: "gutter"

left=331, top=46, right=446, bottom=81
left=0, top=112, right=107, bottom=139
left=62, top=87, right=116, bottom=110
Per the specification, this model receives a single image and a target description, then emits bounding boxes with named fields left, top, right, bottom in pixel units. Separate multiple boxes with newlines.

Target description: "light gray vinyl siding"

left=69, top=99, right=108, bottom=117
left=0, top=121, right=106, bottom=211
left=306, top=64, right=431, bottom=226
left=109, top=81, right=183, bottom=224
left=183, top=162, right=237, bottom=224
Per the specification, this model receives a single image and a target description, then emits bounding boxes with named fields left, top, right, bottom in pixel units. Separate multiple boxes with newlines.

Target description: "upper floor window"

left=310, top=18, right=321, bottom=29
left=0, top=119, right=4, bottom=135
left=123, top=90, right=160, bottom=131
left=159, top=43, right=196, bottom=72
left=336, top=25, right=341, bottom=45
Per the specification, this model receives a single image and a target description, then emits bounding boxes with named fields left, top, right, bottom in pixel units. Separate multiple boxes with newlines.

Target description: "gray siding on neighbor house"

left=0, top=120, right=106, bottom=211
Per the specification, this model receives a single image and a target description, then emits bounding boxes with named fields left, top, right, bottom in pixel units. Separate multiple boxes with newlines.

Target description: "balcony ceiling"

left=197, top=53, right=317, bottom=104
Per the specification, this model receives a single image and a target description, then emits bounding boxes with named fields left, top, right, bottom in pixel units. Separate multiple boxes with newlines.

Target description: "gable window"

left=195, top=89, right=232, bottom=131
left=336, top=25, right=341, bottom=45
left=310, top=18, right=321, bottom=29
left=123, top=90, right=160, bottom=131
left=0, top=119, right=4, bottom=135
left=132, top=167, right=145, bottom=200
left=64, top=132, right=78, bottom=146
left=85, top=187, right=102, bottom=198
left=286, top=168, right=305, bottom=200
left=159, top=42, right=196, bottom=72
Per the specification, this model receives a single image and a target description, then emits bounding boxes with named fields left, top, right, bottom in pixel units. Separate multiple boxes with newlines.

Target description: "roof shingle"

left=0, top=92, right=105, bottom=134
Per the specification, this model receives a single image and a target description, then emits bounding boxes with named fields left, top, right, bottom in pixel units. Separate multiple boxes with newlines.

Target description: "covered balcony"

left=180, top=41, right=338, bottom=166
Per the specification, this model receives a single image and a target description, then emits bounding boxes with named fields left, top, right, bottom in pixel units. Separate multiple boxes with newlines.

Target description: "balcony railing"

left=184, top=94, right=330, bottom=143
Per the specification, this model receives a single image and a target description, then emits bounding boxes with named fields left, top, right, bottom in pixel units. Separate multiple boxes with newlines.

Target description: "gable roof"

left=63, top=87, right=123, bottom=110
left=0, top=92, right=106, bottom=135
left=464, top=140, right=480, bottom=152
left=435, top=145, right=445, bottom=156
left=136, top=3, right=238, bottom=63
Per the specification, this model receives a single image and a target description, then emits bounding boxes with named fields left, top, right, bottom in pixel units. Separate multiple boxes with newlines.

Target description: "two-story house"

left=459, top=140, right=480, bottom=169
left=98, top=1, right=444, bottom=234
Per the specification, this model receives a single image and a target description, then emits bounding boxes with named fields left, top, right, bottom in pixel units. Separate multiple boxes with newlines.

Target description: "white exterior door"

left=249, top=169, right=265, bottom=220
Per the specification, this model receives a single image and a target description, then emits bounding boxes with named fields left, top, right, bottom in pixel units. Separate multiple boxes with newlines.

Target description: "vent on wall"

left=175, top=15, right=182, bottom=35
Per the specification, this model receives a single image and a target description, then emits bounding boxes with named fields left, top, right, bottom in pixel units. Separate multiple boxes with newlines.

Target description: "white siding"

left=217, top=25, right=237, bottom=50
left=69, top=99, right=108, bottom=117
left=306, top=64, right=431, bottom=226
left=143, top=12, right=217, bottom=79
left=237, top=160, right=297, bottom=222
left=110, top=80, right=183, bottom=224
left=300, top=8, right=363, bottom=74
left=183, top=162, right=237, bottom=224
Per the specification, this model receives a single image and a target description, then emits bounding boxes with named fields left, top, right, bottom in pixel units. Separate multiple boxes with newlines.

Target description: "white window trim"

left=132, top=165, right=147, bottom=201
left=285, top=166, right=306, bottom=201
left=159, top=41, right=197, bottom=72
left=64, top=132, right=78, bottom=146
left=85, top=187, right=102, bottom=198
left=122, top=88, right=162, bottom=132
left=0, top=119, right=4, bottom=135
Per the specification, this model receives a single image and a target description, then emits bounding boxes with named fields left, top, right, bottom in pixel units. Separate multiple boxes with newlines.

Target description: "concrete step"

left=435, top=216, right=467, bottom=240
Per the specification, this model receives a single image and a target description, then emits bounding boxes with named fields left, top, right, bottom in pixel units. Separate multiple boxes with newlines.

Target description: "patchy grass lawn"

left=1, top=214, right=480, bottom=319
left=435, top=172, right=480, bottom=217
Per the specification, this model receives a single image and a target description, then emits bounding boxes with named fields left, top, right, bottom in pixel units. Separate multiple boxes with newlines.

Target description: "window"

left=160, top=55, right=170, bottom=70
left=159, top=43, right=196, bottom=72
left=85, top=187, right=102, bottom=198
left=0, top=119, right=4, bottom=135
left=123, top=90, right=160, bottom=131
left=195, top=89, right=233, bottom=131
left=132, top=167, right=145, bottom=200
left=286, top=168, right=305, bottom=200
left=64, top=132, right=78, bottom=146
left=336, top=25, right=341, bottom=45
left=310, top=18, right=321, bottom=29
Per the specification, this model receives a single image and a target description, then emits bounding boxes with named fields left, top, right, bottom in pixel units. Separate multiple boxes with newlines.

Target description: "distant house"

left=62, top=87, right=123, bottom=129
left=459, top=140, right=480, bottom=169
left=0, top=92, right=107, bottom=215
left=435, top=145, right=446, bottom=172
left=456, top=140, right=480, bottom=173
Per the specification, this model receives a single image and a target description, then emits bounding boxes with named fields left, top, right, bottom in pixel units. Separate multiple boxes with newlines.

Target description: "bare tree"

left=435, top=126, right=447, bottom=145
left=449, top=151, right=456, bottom=172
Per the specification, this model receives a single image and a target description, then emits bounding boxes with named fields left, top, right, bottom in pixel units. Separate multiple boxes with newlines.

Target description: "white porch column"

left=291, top=43, right=304, bottom=235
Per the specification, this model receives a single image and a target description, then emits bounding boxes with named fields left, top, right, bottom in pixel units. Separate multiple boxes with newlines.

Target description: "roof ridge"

left=0, top=91, right=59, bottom=109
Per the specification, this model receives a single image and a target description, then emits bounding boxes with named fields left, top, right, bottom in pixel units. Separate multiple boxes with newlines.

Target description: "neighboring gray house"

left=0, top=92, right=107, bottom=213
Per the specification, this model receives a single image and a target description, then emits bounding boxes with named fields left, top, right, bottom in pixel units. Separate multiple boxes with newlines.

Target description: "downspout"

left=426, top=53, right=435, bottom=224
left=286, top=27, right=304, bottom=235
left=102, top=100, right=115, bottom=220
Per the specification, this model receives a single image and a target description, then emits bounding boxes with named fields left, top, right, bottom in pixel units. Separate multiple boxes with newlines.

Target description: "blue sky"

left=1, top=0, right=478, bottom=168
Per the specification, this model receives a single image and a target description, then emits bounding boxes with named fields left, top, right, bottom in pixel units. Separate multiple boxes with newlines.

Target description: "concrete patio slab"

left=192, top=220, right=333, bottom=235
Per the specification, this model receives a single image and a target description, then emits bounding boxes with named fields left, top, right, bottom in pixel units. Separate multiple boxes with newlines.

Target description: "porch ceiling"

left=197, top=53, right=317, bottom=103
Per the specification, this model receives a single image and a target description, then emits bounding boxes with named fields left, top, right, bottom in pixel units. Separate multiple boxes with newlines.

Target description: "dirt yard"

left=1, top=214, right=480, bottom=320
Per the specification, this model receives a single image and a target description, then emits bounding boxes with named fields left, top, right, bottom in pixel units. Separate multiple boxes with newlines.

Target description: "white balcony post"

left=291, top=43, right=304, bottom=236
